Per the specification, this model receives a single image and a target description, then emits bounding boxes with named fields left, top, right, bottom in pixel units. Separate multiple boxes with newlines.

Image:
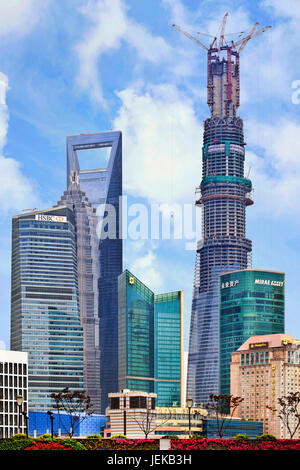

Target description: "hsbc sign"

left=35, top=214, right=67, bottom=223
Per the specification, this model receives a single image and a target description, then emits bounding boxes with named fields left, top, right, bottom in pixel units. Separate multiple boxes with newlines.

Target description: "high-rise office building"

left=0, top=349, right=28, bottom=438
left=57, top=131, right=122, bottom=413
left=118, top=270, right=184, bottom=407
left=56, top=152, right=101, bottom=413
left=178, top=15, right=271, bottom=404
left=154, top=292, right=184, bottom=407
left=219, top=269, right=285, bottom=395
left=231, top=334, right=300, bottom=438
left=10, top=207, right=84, bottom=412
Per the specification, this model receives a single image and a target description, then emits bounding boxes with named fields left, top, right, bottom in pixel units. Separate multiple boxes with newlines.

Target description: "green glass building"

left=118, top=270, right=184, bottom=407
left=219, top=269, right=285, bottom=395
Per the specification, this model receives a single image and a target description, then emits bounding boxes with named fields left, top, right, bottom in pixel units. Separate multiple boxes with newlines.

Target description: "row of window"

left=241, top=352, right=269, bottom=366
left=110, top=396, right=156, bottom=410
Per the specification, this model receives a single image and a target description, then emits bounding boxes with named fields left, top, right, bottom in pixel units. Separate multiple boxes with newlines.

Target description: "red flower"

left=25, top=441, right=72, bottom=451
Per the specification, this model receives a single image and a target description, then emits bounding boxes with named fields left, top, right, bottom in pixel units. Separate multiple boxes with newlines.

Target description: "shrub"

left=234, top=434, right=250, bottom=440
left=86, top=434, right=102, bottom=439
left=190, top=434, right=205, bottom=439
left=38, top=434, right=53, bottom=440
left=0, top=438, right=34, bottom=450
left=111, top=434, right=127, bottom=438
left=80, top=438, right=159, bottom=451
left=256, top=433, right=277, bottom=441
left=160, top=435, right=180, bottom=439
left=58, top=439, right=87, bottom=450
left=11, top=433, right=28, bottom=439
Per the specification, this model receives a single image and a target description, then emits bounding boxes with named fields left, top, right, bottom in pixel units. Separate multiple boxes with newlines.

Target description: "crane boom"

left=172, top=24, right=208, bottom=51
left=219, top=12, right=228, bottom=48
left=233, top=24, right=271, bottom=48
left=172, top=15, right=271, bottom=56
left=249, top=25, right=272, bottom=40
left=238, top=24, right=272, bottom=53
left=232, top=22, right=261, bottom=53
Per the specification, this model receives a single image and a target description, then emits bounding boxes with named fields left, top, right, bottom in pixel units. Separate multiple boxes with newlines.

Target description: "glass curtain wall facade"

left=187, top=43, right=253, bottom=405
left=10, top=207, right=84, bottom=412
left=58, top=131, right=122, bottom=413
left=219, top=269, right=285, bottom=395
left=118, top=270, right=183, bottom=407
left=154, top=292, right=183, bottom=407
left=118, top=270, right=154, bottom=393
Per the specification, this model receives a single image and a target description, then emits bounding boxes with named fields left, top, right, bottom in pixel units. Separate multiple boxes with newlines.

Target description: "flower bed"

left=25, top=441, right=73, bottom=451
left=2, top=437, right=300, bottom=451
left=170, top=438, right=300, bottom=451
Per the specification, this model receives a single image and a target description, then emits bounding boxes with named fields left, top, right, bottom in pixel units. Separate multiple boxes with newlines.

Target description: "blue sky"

left=0, top=0, right=300, bottom=353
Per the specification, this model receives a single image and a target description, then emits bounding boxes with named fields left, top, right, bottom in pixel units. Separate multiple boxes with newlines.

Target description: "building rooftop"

left=237, top=334, right=295, bottom=351
left=219, top=268, right=285, bottom=277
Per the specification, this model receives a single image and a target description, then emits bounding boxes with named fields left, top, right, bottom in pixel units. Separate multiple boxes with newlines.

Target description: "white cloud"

left=130, top=250, right=163, bottom=291
left=246, top=118, right=300, bottom=216
left=0, top=72, right=9, bottom=150
left=75, top=0, right=172, bottom=105
left=0, top=73, right=40, bottom=213
left=0, top=340, right=6, bottom=350
left=113, top=83, right=202, bottom=205
left=161, top=0, right=190, bottom=28
left=263, top=0, right=300, bottom=19
left=0, top=0, right=48, bottom=39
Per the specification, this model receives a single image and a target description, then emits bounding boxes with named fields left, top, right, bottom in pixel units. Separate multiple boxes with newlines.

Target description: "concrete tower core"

left=207, top=47, right=240, bottom=118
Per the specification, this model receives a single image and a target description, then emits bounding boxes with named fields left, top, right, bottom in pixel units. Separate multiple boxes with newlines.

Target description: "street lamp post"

left=186, top=398, right=193, bottom=438
left=16, top=394, right=23, bottom=434
left=47, top=411, right=54, bottom=439
left=22, top=412, right=29, bottom=438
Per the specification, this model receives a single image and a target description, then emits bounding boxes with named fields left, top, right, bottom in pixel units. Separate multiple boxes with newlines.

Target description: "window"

left=129, top=396, right=147, bottom=409
left=110, top=397, right=120, bottom=410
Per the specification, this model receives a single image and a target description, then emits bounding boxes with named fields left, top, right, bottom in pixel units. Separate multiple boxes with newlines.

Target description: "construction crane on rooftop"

left=172, top=12, right=272, bottom=117
left=172, top=24, right=208, bottom=51
left=172, top=12, right=271, bottom=55
left=218, top=11, right=228, bottom=50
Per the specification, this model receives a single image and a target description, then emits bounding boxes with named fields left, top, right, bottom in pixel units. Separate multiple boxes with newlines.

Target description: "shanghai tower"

left=173, top=14, right=271, bottom=404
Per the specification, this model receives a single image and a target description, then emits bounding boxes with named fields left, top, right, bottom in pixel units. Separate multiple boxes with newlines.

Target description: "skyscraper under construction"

left=173, top=14, right=271, bottom=404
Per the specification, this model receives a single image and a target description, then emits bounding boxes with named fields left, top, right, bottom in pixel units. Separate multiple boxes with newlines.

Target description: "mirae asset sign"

left=221, top=278, right=284, bottom=289
left=35, top=214, right=67, bottom=223
left=254, top=279, right=284, bottom=287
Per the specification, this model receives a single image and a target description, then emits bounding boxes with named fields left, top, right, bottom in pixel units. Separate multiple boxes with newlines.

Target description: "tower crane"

left=172, top=14, right=271, bottom=56
left=218, top=12, right=229, bottom=50
left=172, top=24, right=208, bottom=51
left=232, top=24, right=272, bottom=53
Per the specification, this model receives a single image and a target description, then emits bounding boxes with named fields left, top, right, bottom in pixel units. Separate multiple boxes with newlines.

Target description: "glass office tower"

left=219, top=269, right=285, bottom=395
left=118, top=270, right=154, bottom=393
left=10, top=206, right=84, bottom=412
left=154, top=292, right=184, bottom=407
left=58, top=131, right=122, bottom=413
left=118, top=270, right=183, bottom=407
